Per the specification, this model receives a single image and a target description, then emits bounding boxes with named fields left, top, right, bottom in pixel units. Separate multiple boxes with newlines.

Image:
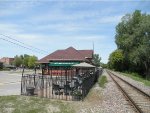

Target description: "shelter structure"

left=38, top=47, right=94, bottom=75
left=21, top=47, right=101, bottom=101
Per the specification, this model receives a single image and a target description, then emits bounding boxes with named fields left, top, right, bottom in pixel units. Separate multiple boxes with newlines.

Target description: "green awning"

left=49, top=62, right=80, bottom=67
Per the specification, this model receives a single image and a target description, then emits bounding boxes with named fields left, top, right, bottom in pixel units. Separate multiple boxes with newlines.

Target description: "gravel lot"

left=0, top=70, right=41, bottom=96
left=0, top=71, right=21, bottom=96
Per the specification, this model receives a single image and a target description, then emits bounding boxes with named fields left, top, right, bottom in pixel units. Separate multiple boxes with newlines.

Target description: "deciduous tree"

left=28, top=56, right=38, bottom=68
left=108, top=49, right=124, bottom=71
left=110, top=10, right=150, bottom=79
left=93, top=54, right=101, bottom=67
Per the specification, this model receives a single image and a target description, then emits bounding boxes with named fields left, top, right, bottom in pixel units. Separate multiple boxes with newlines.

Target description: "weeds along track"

left=106, top=70, right=150, bottom=113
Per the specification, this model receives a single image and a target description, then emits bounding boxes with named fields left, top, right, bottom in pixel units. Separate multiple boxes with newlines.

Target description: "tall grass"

left=98, top=75, right=108, bottom=88
left=120, top=72, right=150, bottom=86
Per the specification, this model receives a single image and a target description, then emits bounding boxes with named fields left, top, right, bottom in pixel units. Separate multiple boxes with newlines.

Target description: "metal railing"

left=21, top=68, right=101, bottom=101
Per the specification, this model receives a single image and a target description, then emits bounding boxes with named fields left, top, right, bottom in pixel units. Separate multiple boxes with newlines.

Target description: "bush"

left=0, top=62, right=3, bottom=69
left=98, top=75, right=107, bottom=88
left=123, top=71, right=142, bottom=78
left=1, top=68, right=11, bottom=71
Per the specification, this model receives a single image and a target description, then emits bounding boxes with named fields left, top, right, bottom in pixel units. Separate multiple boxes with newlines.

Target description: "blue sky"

left=0, top=0, right=150, bottom=63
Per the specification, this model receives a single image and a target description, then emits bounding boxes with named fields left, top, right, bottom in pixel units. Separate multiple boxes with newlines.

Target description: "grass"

left=0, top=68, right=11, bottom=71
left=0, top=80, right=105, bottom=113
left=0, top=95, right=75, bottom=113
left=98, top=75, right=108, bottom=88
left=119, top=72, right=150, bottom=86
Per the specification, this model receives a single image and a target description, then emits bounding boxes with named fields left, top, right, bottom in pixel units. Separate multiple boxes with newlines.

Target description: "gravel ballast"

left=111, top=71, right=150, bottom=96
left=98, top=70, right=134, bottom=113
left=72, top=69, right=135, bottom=113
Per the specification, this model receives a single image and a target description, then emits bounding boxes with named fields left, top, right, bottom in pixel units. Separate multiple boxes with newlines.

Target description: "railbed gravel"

left=99, top=70, right=135, bottom=113
left=111, top=71, right=150, bottom=95
left=72, top=69, right=135, bottom=113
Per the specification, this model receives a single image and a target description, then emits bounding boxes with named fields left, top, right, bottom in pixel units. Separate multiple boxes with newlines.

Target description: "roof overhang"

left=72, top=62, right=95, bottom=68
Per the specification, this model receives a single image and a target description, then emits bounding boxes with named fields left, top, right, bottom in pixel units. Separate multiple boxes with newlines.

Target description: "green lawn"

left=0, top=77, right=106, bottom=113
left=0, top=73, right=106, bottom=113
left=0, top=96, right=75, bottom=113
left=119, top=72, right=150, bottom=86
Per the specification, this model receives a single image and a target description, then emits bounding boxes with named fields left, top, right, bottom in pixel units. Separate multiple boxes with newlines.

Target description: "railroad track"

left=106, top=70, right=150, bottom=113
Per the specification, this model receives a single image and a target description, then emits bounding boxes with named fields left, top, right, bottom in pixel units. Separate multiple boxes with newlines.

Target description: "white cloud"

left=35, top=23, right=89, bottom=33
left=27, top=15, right=122, bottom=33
left=27, top=5, right=118, bottom=24
left=0, top=1, right=41, bottom=17
left=98, top=15, right=123, bottom=24
left=0, top=23, right=22, bottom=34
left=0, top=23, right=49, bottom=45
left=28, top=10, right=99, bottom=23
left=68, top=35, right=108, bottom=41
left=0, top=20, right=109, bottom=48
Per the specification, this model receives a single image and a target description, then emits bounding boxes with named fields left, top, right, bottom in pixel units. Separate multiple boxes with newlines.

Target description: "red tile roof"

left=38, top=47, right=93, bottom=63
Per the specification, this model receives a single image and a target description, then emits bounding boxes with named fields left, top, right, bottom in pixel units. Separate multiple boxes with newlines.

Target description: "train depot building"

left=21, top=47, right=101, bottom=101
left=38, top=47, right=94, bottom=75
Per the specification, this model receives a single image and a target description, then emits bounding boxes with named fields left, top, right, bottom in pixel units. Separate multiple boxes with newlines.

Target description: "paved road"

left=0, top=71, right=21, bottom=96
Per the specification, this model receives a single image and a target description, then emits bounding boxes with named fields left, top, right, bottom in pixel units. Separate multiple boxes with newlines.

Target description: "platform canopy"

left=72, top=62, right=95, bottom=68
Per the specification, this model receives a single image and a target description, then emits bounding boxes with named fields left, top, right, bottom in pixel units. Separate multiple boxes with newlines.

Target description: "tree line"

left=13, top=54, right=38, bottom=69
left=93, top=54, right=101, bottom=67
left=0, top=62, right=3, bottom=69
left=108, top=10, right=150, bottom=80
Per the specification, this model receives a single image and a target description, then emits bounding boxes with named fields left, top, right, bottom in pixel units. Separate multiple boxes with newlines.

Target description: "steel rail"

left=108, top=70, right=150, bottom=98
left=106, top=70, right=149, bottom=113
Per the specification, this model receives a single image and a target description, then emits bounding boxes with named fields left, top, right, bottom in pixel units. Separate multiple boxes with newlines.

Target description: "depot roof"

left=38, top=47, right=93, bottom=63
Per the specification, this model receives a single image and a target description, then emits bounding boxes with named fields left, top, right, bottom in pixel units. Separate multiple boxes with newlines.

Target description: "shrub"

left=98, top=75, right=107, bottom=88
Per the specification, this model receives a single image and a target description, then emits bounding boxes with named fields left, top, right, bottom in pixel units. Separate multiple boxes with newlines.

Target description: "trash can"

left=26, top=87, right=35, bottom=95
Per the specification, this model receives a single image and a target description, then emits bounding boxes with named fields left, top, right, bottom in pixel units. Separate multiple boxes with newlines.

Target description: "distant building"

left=0, top=57, right=14, bottom=65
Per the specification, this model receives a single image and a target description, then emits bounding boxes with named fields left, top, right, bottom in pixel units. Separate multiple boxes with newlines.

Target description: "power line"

left=0, top=37, right=46, bottom=55
left=0, top=34, right=49, bottom=54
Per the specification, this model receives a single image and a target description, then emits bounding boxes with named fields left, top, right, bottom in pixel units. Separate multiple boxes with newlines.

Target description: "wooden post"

left=65, top=69, right=67, bottom=100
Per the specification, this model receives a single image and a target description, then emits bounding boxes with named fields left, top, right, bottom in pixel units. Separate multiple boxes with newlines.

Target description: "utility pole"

left=93, top=42, right=94, bottom=55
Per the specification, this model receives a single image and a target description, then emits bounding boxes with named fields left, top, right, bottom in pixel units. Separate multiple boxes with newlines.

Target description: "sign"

left=49, top=62, right=80, bottom=67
